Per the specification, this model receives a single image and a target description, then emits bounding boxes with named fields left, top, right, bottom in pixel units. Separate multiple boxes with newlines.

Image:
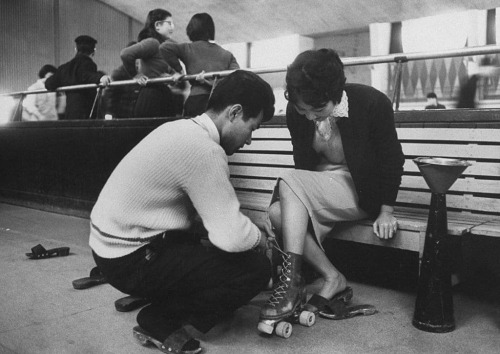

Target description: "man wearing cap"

left=45, top=35, right=111, bottom=120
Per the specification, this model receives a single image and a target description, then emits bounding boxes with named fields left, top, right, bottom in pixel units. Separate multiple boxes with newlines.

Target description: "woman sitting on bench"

left=259, top=49, right=405, bottom=322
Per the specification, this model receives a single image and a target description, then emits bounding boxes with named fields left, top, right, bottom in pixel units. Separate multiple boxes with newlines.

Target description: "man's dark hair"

left=38, top=64, right=57, bottom=79
left=186, top=13, right=215, bottom=41
left=206, top=70, right=275, bottom=122
left=426, top=92, right=437, bottom=99
left=75, top=35, right=97, bottom=55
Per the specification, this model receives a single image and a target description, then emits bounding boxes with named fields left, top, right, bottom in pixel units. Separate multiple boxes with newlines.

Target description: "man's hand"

left=373, top=205, right=398, bottom=239
left=254, top=215, right=276, bottom=251
left=100, top=75, right=111, bottom=87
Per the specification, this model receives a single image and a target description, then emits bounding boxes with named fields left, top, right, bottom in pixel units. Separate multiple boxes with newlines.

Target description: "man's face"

left=427, top=97, right=437, bottom=106
left=220, top=105, right=263, bottom=155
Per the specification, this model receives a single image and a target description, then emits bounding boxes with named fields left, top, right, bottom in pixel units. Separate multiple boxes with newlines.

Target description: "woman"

left=160, top=13, right=240, bottom=117
left=120, top=9, right=181, bottom=118
left=259, top=49, right=404, bottom=324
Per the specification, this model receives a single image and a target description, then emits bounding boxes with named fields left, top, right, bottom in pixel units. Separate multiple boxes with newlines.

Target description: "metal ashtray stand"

left=412, top=157, right=472, bottom=333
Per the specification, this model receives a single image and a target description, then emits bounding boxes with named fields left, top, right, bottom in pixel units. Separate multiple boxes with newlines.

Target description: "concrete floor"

left=0, top=202, right=499, bottom=354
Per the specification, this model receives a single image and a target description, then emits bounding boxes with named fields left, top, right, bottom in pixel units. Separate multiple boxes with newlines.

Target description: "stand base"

left=412, top=318, right=455, bottom=333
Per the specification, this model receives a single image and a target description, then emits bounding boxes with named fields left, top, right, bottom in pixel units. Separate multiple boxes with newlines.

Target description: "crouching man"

left=89, top=70, right=275, bottom=353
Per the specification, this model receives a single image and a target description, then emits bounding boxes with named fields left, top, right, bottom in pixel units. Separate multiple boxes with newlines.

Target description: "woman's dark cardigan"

left=286, top=83, right=405, bottom=218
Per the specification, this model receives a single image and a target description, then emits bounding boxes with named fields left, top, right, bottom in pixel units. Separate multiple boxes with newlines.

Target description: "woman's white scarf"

left=314, top=91, right=349, bottom=140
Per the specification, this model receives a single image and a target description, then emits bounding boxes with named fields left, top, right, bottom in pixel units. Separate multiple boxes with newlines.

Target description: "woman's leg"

left=269, top=182, right=347, bottom=300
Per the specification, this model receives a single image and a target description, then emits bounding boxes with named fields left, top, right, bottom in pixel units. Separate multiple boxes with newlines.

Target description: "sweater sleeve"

left=370, top=94, right=404, bottom=206
left=78, top=58, right=103, bottom=84
left=44, top=70, right=61, bottom=91
left=159, top=42, right=184, bottom=73
left=228, top=53, right=240, bottom=70
left=121, top=39, right=159, bottom=76
left=22, top=83, right=40, bottom=118
left=184, top=147, right=261, bottom=252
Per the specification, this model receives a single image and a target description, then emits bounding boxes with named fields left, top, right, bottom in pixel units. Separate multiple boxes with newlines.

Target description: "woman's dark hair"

left=285, top=49, right=346, bottom=108
left=38, top=64, right=57, bottom=79
left=207, top=70, right=275, bottom=122
left=138, top=8, right=172, bottom=42
left=186, top=13, right=215, bottom=41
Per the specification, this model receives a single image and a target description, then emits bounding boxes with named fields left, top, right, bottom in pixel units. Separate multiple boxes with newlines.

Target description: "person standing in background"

left=424, top=92, right=446, bottom=109
left=22, top=64, right=58, bottom=121
left=161, top=13, right=240, bottom=117
left=45, top=35, right=110, bottom=120
left=120, top=9, right=182, bottom=118
left=102, top=41, right=141, bottom=119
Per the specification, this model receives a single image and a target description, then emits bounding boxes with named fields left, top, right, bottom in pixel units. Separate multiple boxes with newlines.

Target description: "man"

left=45, top=35, right=110, bottom=120
left=425, top=92, right=446, bottom=109
left=89, top=70, right=275, bottom=353
left=101, top=41, right=140, bottom=119
left=22, top=64, right=58, bottom=121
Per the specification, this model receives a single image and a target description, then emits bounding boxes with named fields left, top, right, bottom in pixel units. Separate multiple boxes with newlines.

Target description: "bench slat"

left=252, top=127, right=500, bottom=142
left=402, top=143, right=500, bottom=160
left=230, top=165, right=292, bottom=178
left=397, top=128, right=500, bottom=142
left=229, top=153, right=294, bottom=166
left=470, top=220, right=500, bottom=237
left=401, top=175, right=500, bottom=194
left=403, top=160, right=500, bottom=177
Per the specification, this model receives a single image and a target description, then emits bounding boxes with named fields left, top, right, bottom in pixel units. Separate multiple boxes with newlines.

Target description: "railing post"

left=392, top=56, right=408, bottom=112
left=12, top=94, right=25, bottom=122
left=89, top=87, right=102, bottom=119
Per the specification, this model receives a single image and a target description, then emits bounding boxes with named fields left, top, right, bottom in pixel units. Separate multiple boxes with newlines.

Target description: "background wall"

left=313, top=28, right=371, bottom=86
left=0, top=0, right=142, bottom=94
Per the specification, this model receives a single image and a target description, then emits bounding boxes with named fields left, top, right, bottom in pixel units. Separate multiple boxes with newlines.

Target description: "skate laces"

left=266, top=252, right=292, bottom=307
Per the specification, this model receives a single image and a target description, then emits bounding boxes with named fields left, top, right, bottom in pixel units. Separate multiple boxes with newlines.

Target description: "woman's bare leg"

left=269, top=182, right=347, bottom=299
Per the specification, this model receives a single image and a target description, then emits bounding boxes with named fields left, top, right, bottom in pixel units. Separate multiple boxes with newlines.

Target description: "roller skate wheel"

left=275, top=321, right=292, bottom=338
left=257, top=321, right=274, bottom=334
left=299, top=311, right=316, bottom=327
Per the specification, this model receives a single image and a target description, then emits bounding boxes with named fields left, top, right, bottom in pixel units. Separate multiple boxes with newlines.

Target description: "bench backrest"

left=228, top=126, right=500, bottom=217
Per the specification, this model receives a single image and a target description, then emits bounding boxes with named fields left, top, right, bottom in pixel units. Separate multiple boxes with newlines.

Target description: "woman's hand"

left=170, top=72, right=184, bottom=83
left=134, top=74, right=148, bottom=86
left=195, top=70, right=214, bottom=86
left=373, top=205, right=398, bottom=239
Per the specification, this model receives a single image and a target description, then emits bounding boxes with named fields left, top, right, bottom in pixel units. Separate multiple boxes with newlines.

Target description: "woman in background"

left=120, top=8, right=181, bottom=118
left=161, top=13, right=240, bottom=117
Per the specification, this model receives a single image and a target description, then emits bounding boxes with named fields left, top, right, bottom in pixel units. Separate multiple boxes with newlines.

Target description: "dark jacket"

left=45, top=54, right=104, bottom=120
left=286, top=83, right=404, bottom=218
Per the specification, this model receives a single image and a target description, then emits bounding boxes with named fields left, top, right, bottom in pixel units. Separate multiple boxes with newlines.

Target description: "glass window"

left=402, top=12, right=468, bottom=52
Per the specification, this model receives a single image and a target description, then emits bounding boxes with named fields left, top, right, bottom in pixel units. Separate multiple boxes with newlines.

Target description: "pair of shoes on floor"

left=26, top=244, right=70, bottom=259
left=72, top=267, right=150, bottom=312
left=133, top=325, right=202, bottom=354
left=304, top=287, right=377, bottom=320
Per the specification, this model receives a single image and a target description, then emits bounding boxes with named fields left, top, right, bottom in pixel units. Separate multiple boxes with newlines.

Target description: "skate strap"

left=162, top=327, right=199, bottom=354
left=319, top=301, right=377, bottom=320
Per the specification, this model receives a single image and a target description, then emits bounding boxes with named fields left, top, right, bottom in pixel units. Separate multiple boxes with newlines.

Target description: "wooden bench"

left=228, top=124, right=500, bottom=258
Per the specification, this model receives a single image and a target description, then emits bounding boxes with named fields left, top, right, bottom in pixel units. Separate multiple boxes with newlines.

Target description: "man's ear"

left=228, top=104, right=243, bottom=122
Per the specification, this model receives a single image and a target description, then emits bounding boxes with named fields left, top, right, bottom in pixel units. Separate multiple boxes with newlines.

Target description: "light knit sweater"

left=89, top=114, right=261, bottom=258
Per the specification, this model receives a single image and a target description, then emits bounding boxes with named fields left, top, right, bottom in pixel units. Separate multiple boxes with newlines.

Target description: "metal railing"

left=3, top=44, right=500, bottom=120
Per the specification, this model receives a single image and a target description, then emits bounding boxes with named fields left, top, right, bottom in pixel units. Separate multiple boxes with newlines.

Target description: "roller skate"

left=257, top=243, right=315, bottom=338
